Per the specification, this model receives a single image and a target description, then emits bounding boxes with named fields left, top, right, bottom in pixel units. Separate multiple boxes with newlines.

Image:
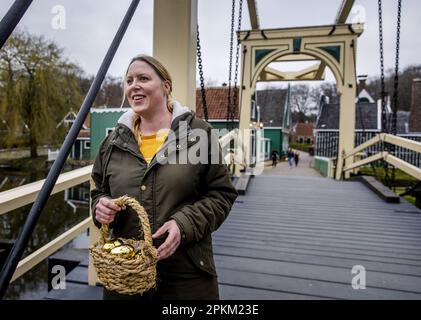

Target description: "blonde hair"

left=120, top=54, right=174, bottom=140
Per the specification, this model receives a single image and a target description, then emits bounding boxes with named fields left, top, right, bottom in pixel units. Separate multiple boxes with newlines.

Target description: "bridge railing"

left=218, top=128, right=249, bottom=174
left=0, top=130, right=239, bottom=287
left=343, top=133, right=421, bottom=180
left=0, top=166, right=92, bottom=216
left=219, top=129, right=238, bottom=164
left=0, top=165, right=95, bottom=283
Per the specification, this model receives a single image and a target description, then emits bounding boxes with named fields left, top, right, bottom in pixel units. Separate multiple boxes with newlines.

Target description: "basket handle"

left=100, top=195, right=153, bottom=248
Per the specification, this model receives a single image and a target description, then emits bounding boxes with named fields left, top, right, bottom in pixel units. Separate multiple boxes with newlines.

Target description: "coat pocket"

left=185, top=237, right=217, bottom=277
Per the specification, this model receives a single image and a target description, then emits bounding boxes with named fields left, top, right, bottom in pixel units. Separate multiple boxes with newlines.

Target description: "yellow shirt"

left=138, top=130, right=169, bottom=164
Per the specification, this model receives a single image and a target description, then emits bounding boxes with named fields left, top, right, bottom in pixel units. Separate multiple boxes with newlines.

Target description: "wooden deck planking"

left=65, top=265, right=89, bottom=284
left=212, top=237, right=421, bottom=265
left=44, top=281, right=102, bottom=300
left=217, top=268, right=421, bottom=300
left=213, top=231, right=421, bottom=258
left=214, top=255, right=421, bottom=294
left=213, top=175, right=421, bottom=300
left=219, top=283, right=329, bottom=300
left=217, top=223, right=421, bottom=248
left=45, top=174, right=421, bottom=300
left=213, top=245, right=421, bottom=276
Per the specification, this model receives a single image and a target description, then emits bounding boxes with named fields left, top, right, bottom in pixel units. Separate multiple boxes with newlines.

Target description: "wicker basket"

left=89, top=195, right=158, bottom=295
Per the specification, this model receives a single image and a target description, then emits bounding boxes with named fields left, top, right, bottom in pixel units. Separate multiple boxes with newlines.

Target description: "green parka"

left=91, top=101, right=238, bottom=284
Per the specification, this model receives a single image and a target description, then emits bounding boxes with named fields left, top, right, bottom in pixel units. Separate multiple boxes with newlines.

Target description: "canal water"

left=0, top=156, right=89, bottom=300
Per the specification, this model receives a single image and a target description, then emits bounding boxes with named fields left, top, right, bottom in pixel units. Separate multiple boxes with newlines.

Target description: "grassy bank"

left=358, top=166, right=418, bottom=187
left=358, top=166, right=418, bottom=207
left=0, top=156, right=48, bottom=173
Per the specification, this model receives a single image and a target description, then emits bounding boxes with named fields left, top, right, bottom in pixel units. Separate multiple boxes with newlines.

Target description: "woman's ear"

left=162, top=80, right=171, bottom=96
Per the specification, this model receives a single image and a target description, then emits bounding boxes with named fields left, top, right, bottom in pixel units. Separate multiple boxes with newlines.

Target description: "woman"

left=91, top=54, right=238, bottom=300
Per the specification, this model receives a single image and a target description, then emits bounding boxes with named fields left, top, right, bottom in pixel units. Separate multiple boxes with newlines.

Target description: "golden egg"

left=110, top=244, right=135, bottom=259
left=102, top=238, right=124, bottom=252
left=102, top=241, right=116, bottom=252
left=113, top=239, right=124, bottom=247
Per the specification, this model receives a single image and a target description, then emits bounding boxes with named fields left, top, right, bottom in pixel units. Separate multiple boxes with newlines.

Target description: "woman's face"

left=125, top=60, right=169, bottom=115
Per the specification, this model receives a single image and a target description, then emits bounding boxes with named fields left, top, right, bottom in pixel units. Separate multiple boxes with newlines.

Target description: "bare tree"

left=290, top=84, right=319, bottom=123
left=366, top=64, right=421, bottom=111
left=319, top=82, right=338, bottom=104
left=96, top=75, right=124, bottom=107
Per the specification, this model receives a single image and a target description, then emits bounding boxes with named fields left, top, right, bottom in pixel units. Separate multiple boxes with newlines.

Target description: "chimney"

left=409, top=78, right=421, bottom=133
left=320, top=95, right=329, bottom=104
left=357, top=75, right=368, bottom=94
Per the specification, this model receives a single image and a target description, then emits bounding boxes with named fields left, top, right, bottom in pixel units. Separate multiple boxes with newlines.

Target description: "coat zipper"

left=143, top=131, right=199, bottom=177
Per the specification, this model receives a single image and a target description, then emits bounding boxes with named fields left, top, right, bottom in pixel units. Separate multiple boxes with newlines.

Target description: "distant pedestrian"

left=271, top=150, right=279, bottom=168
left=287, top=148, right=294, bottom=168
left=228, top=150, right=235, bottom=174
left=294, top=152, right=300, bottom=167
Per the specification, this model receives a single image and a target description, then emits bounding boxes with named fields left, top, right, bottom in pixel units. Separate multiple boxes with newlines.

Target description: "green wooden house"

left=90, top=108, right=130, bottom=158
left=256, top=87, right=292, bottom=158
left=58, top=111, right=91, bottom=160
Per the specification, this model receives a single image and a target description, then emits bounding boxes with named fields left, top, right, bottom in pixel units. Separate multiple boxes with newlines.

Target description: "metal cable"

left=230, top=0, right=243, bottom=130
left=196, top=24, right=209, bottom=122
left=377, top=0, right=392, bottom=188
left=226, top=0, right=236, bottom=126
left=390, top=0, right=402, bottom=191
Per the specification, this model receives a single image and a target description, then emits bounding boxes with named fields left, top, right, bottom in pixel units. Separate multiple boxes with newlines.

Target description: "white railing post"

left=88, top=223, right=100, bottom=286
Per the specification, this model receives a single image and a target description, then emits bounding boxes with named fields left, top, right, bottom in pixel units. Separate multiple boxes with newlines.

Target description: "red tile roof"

left=196, top=87, right=239, bottom=120
left=293, top=123, right=314, bottom=136
left=77, top=129, right=90, bottom=138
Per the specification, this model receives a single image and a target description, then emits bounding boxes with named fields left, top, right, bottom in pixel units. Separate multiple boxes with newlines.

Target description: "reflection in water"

left=0, top=164, right=90, bottom=300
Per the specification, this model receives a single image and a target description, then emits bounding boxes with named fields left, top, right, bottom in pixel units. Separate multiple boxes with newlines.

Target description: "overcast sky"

left=1, top=0, right=420, bottom=88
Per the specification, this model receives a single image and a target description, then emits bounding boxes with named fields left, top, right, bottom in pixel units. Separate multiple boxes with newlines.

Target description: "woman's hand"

left=95, top=197, right=125, bottom=224
left=152, top=220, right=181, bottom=261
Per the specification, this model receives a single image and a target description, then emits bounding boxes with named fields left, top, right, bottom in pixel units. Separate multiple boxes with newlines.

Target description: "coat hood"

left=117, top=100, right=192, bottom=130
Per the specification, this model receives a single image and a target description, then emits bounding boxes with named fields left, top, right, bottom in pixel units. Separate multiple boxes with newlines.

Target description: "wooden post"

left=335, top=39, right=357, bottom=180
left=153, top=0, right=197, bottom=110
left=88, top=178, right=99, bottom=286
left=237, top=42, right=253, bottom=176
